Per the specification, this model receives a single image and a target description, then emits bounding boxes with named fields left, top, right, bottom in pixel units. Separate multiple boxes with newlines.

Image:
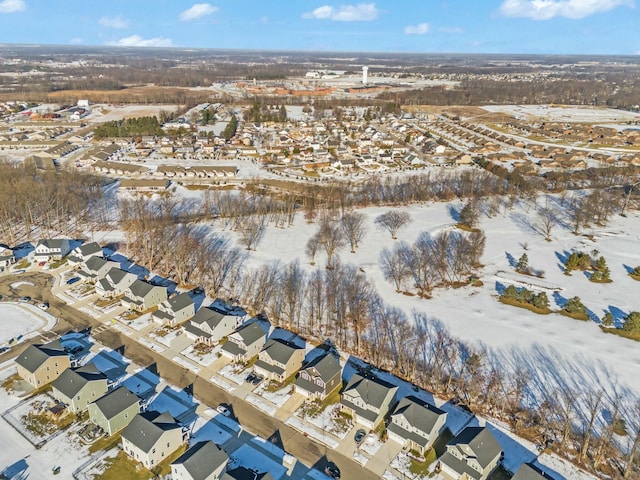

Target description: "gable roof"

left=84, top=256, right=111, bottom=272
left=128, top=279, right=160, bottom=298
left=93, top=386, right=139, bottom=420
left=77, top=242, right=102, bottom=257
left=388, top=396, right=446, bottom=447
left=51, top=363, right=106, bottom=398
left=36, top=238, right=69, bottom=250
left=342, top=373, right=398, bottom=409
left=167, top=292, right=194, bottom=311
left=190, top=305, right=229, bottom=329
left=106, top=267, right=133, bottom=284
left=440, top=426, right=502, bottom=480
left=260, top=338, right=303, bottom=365
left=234, top=322, right=266, bottom=345
left=512, top=463, right=555, bottom=480
left=121, top=411, right=181, bottom=453
left=295, top=353, right=341, bottom=394
left=221, top=467, right=275, bottom=480
left=172, top=441, right=228, bottom=480
left=15, top=342, right=69, bottom=373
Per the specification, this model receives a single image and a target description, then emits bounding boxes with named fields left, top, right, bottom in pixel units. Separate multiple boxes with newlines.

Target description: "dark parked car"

left=354, top=429, right=367, bottom=444
left=252, top=375, right=264, bottom=385
left=245, top=372, right=256, bottom=383
left=18, top=296, right=31, bottom=303
left=324, top=463, right=340, bottom=479
left=66, top=277, right=80, bottom=285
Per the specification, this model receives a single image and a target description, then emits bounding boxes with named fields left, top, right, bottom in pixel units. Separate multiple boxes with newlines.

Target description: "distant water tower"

left=362, top=66, right=368, bottom=85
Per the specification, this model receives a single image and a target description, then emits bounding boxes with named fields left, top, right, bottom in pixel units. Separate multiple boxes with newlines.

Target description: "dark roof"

left=167, top=292, right=194, bottom=311
left=234, top=322, right=266, bottom=346
left=52, top=363, right=106, bottom=398
left=260, top=338, right=303, bottom=365
left=106, top=267, right=131, bottom=284
left=121, top=411, right=181, bottom=453
left=93, top=386, right=139, bottom=420
left=295, top=353, right=341, bottom=394
left=128, top=279, right=160, bottom=298
left=342, top=373, right=398, bottom=410
left=184, top=321, right=210, bottom=339
left=440, top=427, right=502, bottom=480
left=77, top=242, right=102, bottom=257
left=221, top=466, right=275, bottom=480
left=190, top=306, right=227, bottom=329
left=15, top=342, right=69, bottom=373
left=387, top=396, right=446, bottom=448
left=512, top=463, right=555, bottom=480
left=84, top=256, right=111, bottom=273
left=172, top=441, right=228, bottom=480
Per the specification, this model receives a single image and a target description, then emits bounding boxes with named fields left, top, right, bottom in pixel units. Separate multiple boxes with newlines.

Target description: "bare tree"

left=341, top=211, right=367, bottom=253
left=305, top=232, right=321, bottom=266
left=624, top=400, right=640, bottom=479
left=580, top=389, right=604, bottom=462
left=379, top=246, right=408, bottom=292
left=317, top=218, right=346, bottom=269
left=537, top=203, right=558, bottom=241
left=240, top=215, right=266, bottom=250
left=375, top=210, right=412, bottom=239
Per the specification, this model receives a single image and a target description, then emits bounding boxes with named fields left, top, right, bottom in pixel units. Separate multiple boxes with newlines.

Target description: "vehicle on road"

left=216, top=404, right=231, bottom=417
left=354, top=429, right=367, bottom=444
left=38, top=302, right=49, bottom=310
left=66, top=277, right=80, bottom=285
left=18, top=296, right=31, bottom=302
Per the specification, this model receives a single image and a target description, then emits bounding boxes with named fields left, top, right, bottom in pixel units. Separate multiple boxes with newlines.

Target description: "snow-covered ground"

left=224, top=198, right=640, bottom=411
left=0, top=302, right=56, bottom=346
left=481, top=104, right=640, bottom=123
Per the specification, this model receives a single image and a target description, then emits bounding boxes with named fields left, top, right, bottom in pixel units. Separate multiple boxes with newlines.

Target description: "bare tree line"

left=0, top=163, right=104, bottom=244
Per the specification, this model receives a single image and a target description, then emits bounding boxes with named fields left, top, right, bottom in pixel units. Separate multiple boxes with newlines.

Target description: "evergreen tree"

left=622, top=312, right=640, bottom=333
left=516, top=253, right=529, bottom=272
left=532, top=292, right=549, bottom=310
left=564, top=296, right=586, bottom=315
left=602, top=311, right=614, bottom=327
left=459, top=201, right=478, bottom=228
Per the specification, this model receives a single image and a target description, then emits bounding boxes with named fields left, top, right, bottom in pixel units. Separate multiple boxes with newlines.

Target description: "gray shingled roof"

left=387, top=396, right=446, bottom=448
left=37, top=238, right=67, bottom=250
left=342, top=373, right=398, bottom=410
left=128, top=279, right=158, bottom=298
left=121, top=411, right=180, bottom=453
left=77, top=242, right=102, bottom=257
left=440, top=426, right=502, bottom=480
left=260, top=338, right=302, bottom=365
left=84, top=256, right=110, bottom=273
left=15, top=343, right=69, bottom=373
left=106, top=267, right=130, bottom=284
left=234, top=322, right=266, bottom=345
left=191, top=306, right=226, bottom=329
left=298, top=353, right=341, bottom=386
left=51, top=363, right=106, bottom=398
left=221, top=467, right=275, bottom=480
left=172, top=441, right=228, bottom=480
left=512, top=463, right=555, bottom=480
left=167, top=292, right=194, bottom=311
left=93, top=386, right=139, bottom=420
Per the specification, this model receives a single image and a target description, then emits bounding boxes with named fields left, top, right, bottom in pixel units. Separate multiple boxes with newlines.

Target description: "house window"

left=125, top=413, right=128, bottom=418
left=152, top=448, right=156, bottom=454
left=167, top=442, right=170, bottom=447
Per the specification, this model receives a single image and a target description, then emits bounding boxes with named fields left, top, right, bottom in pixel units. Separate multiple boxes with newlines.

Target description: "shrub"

left=622, top=312, right=640, bottom=333
left=564, top=296, right=586, bottom=315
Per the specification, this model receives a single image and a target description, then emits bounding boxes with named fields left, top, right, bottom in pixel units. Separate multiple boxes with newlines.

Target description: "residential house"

left=340, top=373, right=398, bottom=429
left=512, top=463, right=555, bottom=480
left=253, top=338, right=305, bottom=383
left=183, top=305, right=242, bottom=345
left=121, top=279, right=167, bottom=312
left=171, top=441, right=229, bottom=480
left=152, top=292, right=195, bottom=326
left=51, top=363, right=108, bottom=413
left=33, top=238, right=72, bottom=262
left=77, top=256, right=119, bottom=283
left=387, top=396, right=447, bottom=455
left=294, top=352, right=342, bottom=401
left=0, top=243, right=15, bottom=269
left=16, top=341, right=72, bottom=389
left=220, top=322, right=267, bottom=363
left=438, top=426, right=503, bottom=480
left=121, top=411, right=186, bottom=470
left=96, top=267, right=138, bottom=298
left=88, top=386, right=140, bottom=436
left=67, top=242, right=103, bottom=264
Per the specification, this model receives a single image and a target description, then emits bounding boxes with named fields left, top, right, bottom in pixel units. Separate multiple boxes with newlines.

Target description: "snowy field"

left=211, top=196, right=640, bottom=411
left=481, top=104, right=640, bottom=123
left=0, top=302, right=55, bottom=345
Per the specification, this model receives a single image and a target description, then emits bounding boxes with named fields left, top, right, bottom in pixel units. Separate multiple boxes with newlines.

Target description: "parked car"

left=38, top=302, right=49, bottom=310
left=64, top=345, right=83, bottom=355
left=252, top=375, right=264, bottom=385
left=216, top=404, right=231, bottom=417
left=66, top=277, right=80, bottom=285
left=354, top=429, right=367, bottom=444
left=245, top=372, right=256, bottom=383
left=38, top=261, right=46, bottom=267
left=324, top=463, right=340, bottom=479
left=18, top=296, right=31, bottom=303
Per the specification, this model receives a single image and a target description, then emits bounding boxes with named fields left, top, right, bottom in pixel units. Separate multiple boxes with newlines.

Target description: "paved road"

left=0, top=271, right=381, bottom=480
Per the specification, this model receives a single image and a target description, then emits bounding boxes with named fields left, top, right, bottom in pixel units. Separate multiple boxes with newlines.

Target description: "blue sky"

left=0, top=0, right=638, bottom=54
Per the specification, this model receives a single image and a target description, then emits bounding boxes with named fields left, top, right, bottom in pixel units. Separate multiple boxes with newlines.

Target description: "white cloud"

left=404, top=22, right=430, bottom=35
left=99, top=15, right=129, bottom=29
left=179, top=3, right=219, bottom=21
left=69, top=37, right=83, bottom=44
left=107, top=35, right=173, bottom=48
left=302, top=3, right=379, bottom=21
left=498, top=0, right=634, bottom=20
left=0, top=0, right=25, bottom=13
